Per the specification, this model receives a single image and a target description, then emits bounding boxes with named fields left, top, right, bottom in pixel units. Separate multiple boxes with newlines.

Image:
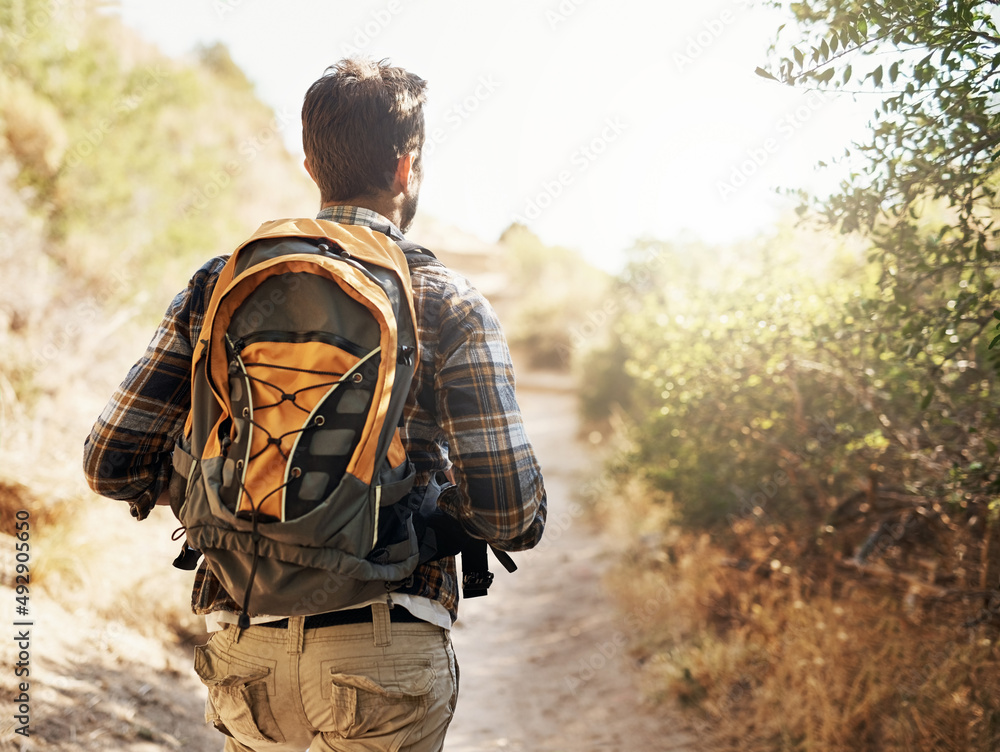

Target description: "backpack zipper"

left=232, top=330, right=368, bottom=359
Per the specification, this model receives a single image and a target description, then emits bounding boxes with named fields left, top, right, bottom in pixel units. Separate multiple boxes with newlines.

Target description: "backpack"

left=170, top=218, right=437, bottom=626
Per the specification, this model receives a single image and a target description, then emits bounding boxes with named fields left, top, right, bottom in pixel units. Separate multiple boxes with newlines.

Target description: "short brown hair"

left=302, top=58, right=427, bottom=203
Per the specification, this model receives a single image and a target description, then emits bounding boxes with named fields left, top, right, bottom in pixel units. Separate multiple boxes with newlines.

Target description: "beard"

left=399, top=187, right=420, bottom=234
left=399, top=155, right=422, bottom=234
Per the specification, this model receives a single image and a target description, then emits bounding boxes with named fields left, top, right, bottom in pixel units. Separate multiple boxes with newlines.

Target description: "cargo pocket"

left=328, top=659, right=436, bottom=746
left=193, top=642, right=284, bottom=744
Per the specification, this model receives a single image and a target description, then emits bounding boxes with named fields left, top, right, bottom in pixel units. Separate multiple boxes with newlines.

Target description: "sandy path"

left=445, top=374, right=700, bottom=752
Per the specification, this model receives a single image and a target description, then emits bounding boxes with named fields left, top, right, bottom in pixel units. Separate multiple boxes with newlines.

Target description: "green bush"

left=589, top=223, right=1000, bottom=535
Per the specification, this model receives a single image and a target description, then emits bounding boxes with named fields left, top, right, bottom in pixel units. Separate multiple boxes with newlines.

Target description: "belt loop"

left=287, top=615, right=305, bottom=655
left=372, top=603, right=392, bottom=648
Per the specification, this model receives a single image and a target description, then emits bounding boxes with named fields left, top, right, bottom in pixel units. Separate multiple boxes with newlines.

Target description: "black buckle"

left=172, top=545, right=203, bottom=571
left=462, top=570, right=495, bottom=599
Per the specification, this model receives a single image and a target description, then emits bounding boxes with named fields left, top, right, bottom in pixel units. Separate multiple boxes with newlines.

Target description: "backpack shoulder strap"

left=395, top=239, right=439, bottom=267
left=392, top=239, right=439, bottom=417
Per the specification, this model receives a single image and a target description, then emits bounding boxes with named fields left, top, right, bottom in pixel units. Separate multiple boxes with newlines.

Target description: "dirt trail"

left=0, top=373, right=700, bottom=751
left=445, top=373, right=699, bottom=752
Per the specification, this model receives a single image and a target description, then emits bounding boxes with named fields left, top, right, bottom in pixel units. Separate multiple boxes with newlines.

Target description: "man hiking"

left=83, top=57, right=547, bottom=752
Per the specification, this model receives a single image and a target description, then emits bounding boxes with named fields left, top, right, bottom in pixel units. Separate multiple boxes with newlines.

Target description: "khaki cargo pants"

left=193, top=605, right=459, bottom=751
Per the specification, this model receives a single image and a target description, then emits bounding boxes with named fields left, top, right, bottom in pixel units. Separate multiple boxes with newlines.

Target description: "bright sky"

left=115, top=0, right=875, bottom=270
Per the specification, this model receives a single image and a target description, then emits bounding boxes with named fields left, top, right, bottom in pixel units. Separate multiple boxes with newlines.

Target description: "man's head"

left=302, top=58, right=427, bottom=230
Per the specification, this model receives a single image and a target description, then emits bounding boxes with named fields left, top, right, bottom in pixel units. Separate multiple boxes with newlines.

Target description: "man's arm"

left=82, top=257, right=225, bottom=519
left=428, top=274, right=547, bottom=551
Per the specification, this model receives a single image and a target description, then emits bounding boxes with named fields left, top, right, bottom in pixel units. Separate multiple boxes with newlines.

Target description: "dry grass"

left=607, top=537, right=1000, bottom=751
left=0, top=480, right=59, bottom=536
left=0, top=474, right=200, bottom=641
left=593, top=480, right=1000, bottom=752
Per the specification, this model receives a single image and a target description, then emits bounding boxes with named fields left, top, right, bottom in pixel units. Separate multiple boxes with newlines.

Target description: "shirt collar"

left=315, top=205, right=405, bottom=241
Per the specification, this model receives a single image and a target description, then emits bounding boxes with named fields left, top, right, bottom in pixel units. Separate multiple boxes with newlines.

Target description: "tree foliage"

left=588, top=2, right=1000, bottom=584
left=0, top=0, right=313, bottom=303
left=758, top=0, right=1000, bottom=373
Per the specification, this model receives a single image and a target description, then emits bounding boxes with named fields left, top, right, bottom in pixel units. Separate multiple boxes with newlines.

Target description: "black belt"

left=258, top=605, right=425, bottom=629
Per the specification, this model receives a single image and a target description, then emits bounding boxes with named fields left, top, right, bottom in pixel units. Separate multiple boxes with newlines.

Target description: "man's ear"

left=303, top=157, right=316, bottom=184
left=392, top=152, right=416, bottom=193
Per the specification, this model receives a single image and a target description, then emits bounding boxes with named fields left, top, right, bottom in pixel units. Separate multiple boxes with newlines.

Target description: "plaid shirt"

left=83, top=206, right=547, bottom=621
